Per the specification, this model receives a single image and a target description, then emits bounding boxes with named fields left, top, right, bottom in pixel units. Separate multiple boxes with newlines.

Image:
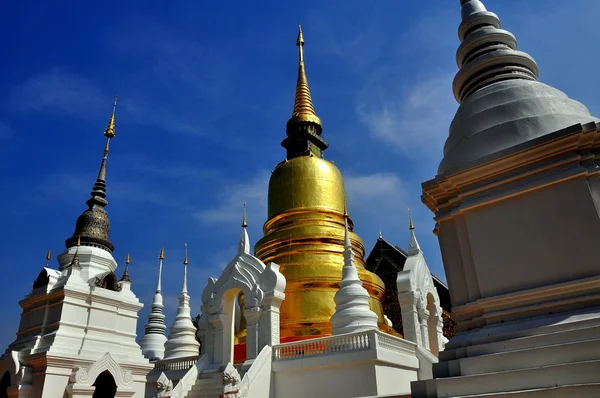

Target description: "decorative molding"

left=71, top=352, right=133, bottom=389
left=222, top=362, right=241, bottom=386
left=422, top=122, right=600, bottom=218
left=156, top=372, right=173, bottom=397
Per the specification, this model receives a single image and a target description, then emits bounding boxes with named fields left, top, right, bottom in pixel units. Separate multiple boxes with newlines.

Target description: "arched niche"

left=94, top=272, right=121, bottom=292
left=69, top=352, right=133, bottom=398
left=201, top=228, right=286, bottom=367
left=32, top=269, right=50, bottom=290
left=0, top=372, right=10, bottom=398
left=92, top=370, right=116, bottom=398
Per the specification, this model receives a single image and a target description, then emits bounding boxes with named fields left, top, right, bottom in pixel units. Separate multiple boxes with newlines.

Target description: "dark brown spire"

left=65, top=95, right=118, bottom=253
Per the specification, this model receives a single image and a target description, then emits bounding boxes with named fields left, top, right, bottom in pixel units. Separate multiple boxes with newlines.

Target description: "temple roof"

left=365, top=236, right=451, bottom=312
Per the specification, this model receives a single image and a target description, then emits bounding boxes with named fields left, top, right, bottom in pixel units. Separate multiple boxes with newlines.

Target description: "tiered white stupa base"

left=412, top=305, right=600, bottom=397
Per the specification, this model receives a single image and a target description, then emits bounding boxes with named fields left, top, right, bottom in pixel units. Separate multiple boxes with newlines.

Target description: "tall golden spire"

left=283, top=25, right=328, bottom=159
left=66, top=95, right=119, bottom=253
left=291, top=25, right=321, bottom=126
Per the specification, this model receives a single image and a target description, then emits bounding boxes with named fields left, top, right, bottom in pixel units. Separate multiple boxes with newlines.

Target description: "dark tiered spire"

left=66, top=95, right=118, bottom=252
left=282, top=25, right=328, bottom=159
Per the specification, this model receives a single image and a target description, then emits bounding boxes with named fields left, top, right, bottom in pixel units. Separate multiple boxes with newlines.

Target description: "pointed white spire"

left=239, top=204, right=250, bottom=255
left=140, top=244, right=168, bottom=361
left=330, top=217, right=379, bottom=335
left=408, top=211, right=421, bottom=255
left=163, top=244, right=200, bottom=359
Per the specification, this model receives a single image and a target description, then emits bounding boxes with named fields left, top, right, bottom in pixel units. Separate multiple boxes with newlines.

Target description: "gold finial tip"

left=104, top=95, right=118, bottom=138
left=46, top=249, right=52, bottom=261
left=125, top=253, right=130, bottom=264
left=77, top=235, right=81, bottom=247
left=408, top=208, right=415, bottom=230
left=159, top=241, right=165, bottom=260
left=242, top=203, right=248, bottom=228
left=296, top=24, right=304, bottom=46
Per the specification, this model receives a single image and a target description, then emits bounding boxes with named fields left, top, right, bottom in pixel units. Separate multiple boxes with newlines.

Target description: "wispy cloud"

left=355, top=73, right=456, bottom=159
left=345, top=172, right=409, bottom=236
left=194, top=170, right=270, bottom=227
left=13, top=69, right=106, bottom=116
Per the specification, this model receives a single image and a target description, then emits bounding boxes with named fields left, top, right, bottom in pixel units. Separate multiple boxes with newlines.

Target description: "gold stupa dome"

left=267, top=156, right=344, bottom=220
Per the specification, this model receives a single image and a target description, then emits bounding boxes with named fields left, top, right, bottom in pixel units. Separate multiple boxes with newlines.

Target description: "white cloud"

left=195, top=170, right=270, bottom=227
left=355, top=73, right=456, bottom=159
left=14, top=69, right=106, bottom=116
left=345, top=172, right=408, bottom=235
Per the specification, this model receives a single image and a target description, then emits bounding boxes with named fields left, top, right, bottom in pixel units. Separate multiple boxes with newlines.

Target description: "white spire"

left=163, top=244, right=200, bottom=359
left=330, top=217, right=379, bottom=335
left=408, top=213, right=421, bottom=255
left=139, top=244, right=168, bottom=361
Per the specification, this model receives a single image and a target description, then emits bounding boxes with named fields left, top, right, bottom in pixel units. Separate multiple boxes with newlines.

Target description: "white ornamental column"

left=139, top=244, right=168, bottom=361
left=330, top=216, right=379, bottom=335
left=164, top=244, right=201, bottom=359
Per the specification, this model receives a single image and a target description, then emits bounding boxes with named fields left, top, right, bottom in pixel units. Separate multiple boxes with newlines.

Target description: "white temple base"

left=412, top=307, right=600, bottom=397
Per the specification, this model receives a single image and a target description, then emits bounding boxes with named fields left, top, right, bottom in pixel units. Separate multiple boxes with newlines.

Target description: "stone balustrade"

left=150, top=355, right=200, bottom=374
left=272, top=329, right=415, bottom=360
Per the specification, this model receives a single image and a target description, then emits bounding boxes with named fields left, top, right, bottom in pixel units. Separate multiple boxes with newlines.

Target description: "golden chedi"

left=250, top=26, right=389, bottom=344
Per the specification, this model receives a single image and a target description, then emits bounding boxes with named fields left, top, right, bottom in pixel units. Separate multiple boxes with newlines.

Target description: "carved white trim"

left=222, top=362, right=241, bottom=386
left=397, top=230, right=445, bottom=355
left=0, top=350, right=20, bottom=386
left=201, top=228, right=286, bottom=364
left=156, top=372, right=173, bottom=397
left=71, top=352, right=133, bottom=389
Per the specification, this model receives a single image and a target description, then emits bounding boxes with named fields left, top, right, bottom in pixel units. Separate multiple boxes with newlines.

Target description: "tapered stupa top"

left=453, top=0, right=538, bottom=102
left=242, top=203, right=247, bottom=228
left=65, top=95, right=119, bottom=252
left=45, top=249, right=51, bottom=267
left=437, top=0, right=597, bottom=174
left=120, top=253, right=131, bottom=282
left=283, top=25, right=328, bottom=158
left=159, top=241, right=165, bottom=260
left=290, top=25, right=320, bottom=126
left=181, top=243, right=188, bottom=294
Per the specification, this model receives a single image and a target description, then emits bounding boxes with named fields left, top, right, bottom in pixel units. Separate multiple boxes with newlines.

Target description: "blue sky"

left=1, top=0, right=599, bottom=350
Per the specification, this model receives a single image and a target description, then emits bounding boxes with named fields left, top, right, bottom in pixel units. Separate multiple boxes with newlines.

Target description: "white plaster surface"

left=0, top=246, right=152, bottom=398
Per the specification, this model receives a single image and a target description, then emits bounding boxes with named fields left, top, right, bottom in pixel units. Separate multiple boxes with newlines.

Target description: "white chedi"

left=163, top=244, right=200, bottom=359
left=139, top=246, right=168, bottom=361
left=330, top=218, right=379, bottom=335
